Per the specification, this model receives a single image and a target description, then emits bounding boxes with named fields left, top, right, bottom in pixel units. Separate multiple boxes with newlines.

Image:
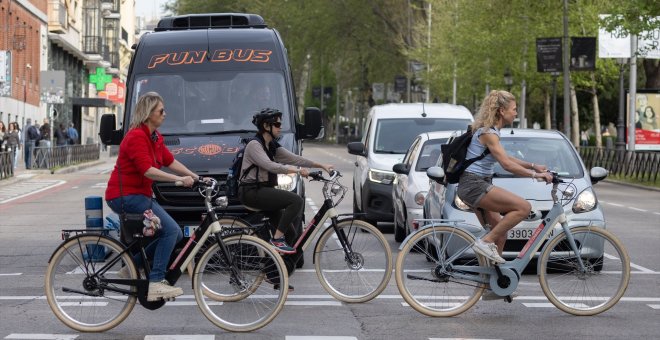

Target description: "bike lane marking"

left=4, top=335, right=77, bottom=339
left=0, top=180, right=66, bottom=204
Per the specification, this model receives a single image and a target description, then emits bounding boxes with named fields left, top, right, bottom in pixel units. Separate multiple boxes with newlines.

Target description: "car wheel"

left=394, top=206, right=406, bottom=243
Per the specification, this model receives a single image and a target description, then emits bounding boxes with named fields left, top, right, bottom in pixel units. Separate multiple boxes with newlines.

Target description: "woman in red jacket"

left=105, top=92, right=198, bottom=302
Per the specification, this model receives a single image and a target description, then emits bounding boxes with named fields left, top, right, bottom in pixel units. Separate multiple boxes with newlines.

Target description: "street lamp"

left=503, top=69, right=513, bottom=92
left=615, top=58, right=627, bottom=153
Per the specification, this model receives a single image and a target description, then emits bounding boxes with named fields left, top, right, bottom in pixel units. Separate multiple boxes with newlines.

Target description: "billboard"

left=598, top=15, right=660, bottom=59
left=536, top=38, right=562, bottom=72
left=627, top=89, right=660, bottom=151
left=0, top=51, right=11, bottom=97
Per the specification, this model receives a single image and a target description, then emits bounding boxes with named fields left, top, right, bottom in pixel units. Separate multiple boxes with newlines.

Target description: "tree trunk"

left=591, top=73, right=602, bottom=148
left=570, top=84, right=580, bottom=146
left=544, top=89, right=551, bottom=130
left=643, top=60, right=660, bottom=88
left=297, top=53, right=311, bottom=118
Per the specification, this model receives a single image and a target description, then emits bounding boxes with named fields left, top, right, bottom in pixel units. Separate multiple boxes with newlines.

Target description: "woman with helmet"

left=238, top=108, right=334, bottom=254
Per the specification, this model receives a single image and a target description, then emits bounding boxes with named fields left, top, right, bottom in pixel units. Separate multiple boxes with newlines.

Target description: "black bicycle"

left=45, top=179, right=288, bottom=332
left=233, top=170, right=393, bottom=303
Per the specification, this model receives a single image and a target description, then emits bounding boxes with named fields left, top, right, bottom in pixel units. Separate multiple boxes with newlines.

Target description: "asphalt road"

left=0, top=142, right=658, bottom=340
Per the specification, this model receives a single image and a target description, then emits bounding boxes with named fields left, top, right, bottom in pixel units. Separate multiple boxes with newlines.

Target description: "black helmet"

left=252, top=108, right=282, bottom=130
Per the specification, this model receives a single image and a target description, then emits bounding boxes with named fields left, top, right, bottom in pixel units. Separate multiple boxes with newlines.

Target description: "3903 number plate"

left=508, top=228, right=554, bottom=240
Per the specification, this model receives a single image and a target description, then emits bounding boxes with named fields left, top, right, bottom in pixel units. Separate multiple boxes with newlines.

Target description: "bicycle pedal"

left=504, top=295, right=513, bottom=303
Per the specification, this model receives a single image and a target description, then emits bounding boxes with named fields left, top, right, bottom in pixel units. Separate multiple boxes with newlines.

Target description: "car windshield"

left=130, top=71, right=290, bottom=135
left=374, top=118, right=471, bottom=153
left=416, top=138, right=448, bottom=171
left=494, top=137, right=583, bottom=177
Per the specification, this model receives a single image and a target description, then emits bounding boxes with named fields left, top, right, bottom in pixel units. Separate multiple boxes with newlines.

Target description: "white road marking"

left=430, top=338, right=501, bottom=340
left=604, top=202, right=624, bottom=207
left=648, top=304, right=660, bottom=309
left=522, top=302, right=589, bottom=308
left=0, top=180, right=66, bottom=204
left=285, top=300, right=342, bottom=306
left=145, top=336, right=215, bottom=340
left=315, top=147, right=355, bottom=165
left=0, top=273, right=22, bottom=276
left=287, top=337, right=357, bottom=340
left=4, top=335, right=77, bottom=340
left=628, top=207, right=647, bottom=212
left=604, top=253, right=657, bottom=273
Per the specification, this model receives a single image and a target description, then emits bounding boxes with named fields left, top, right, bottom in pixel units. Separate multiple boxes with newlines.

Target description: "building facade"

left=0, top=0, right=46, bottom=131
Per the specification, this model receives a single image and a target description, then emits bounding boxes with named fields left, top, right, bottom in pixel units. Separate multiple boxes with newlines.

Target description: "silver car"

left=392, top=131, right=453, bottom=242
left=423, top=128, right=608, bottom=261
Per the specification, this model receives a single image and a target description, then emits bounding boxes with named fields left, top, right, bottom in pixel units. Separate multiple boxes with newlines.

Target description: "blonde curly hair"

left=472, top=90, right=516, bottom=133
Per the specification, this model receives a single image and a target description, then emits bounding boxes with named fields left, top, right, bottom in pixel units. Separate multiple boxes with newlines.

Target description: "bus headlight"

left=276, top=173, right=297, bottom=191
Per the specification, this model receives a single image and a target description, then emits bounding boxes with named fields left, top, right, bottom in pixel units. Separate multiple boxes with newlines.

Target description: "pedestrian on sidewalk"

left=6, top=122, right=21, bottom=170
left=24, top=119, right=40, bottom=169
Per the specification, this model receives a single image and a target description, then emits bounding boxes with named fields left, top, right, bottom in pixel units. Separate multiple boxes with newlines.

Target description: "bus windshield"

left=130, top=71, right=290, bottom=134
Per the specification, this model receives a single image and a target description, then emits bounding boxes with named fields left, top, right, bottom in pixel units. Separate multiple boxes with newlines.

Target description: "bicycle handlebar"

left=309, top=170, right=339, bottom=181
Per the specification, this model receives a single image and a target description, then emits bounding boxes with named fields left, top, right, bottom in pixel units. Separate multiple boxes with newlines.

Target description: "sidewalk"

left=0, top=149, right=111, bottom=187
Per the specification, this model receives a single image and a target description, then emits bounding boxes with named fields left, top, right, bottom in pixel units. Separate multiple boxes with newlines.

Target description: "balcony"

left=48, top=0, right=68, bottom=34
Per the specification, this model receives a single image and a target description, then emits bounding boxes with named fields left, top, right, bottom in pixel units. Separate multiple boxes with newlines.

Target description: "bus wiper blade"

left=162, top=130, right=257, bottom=137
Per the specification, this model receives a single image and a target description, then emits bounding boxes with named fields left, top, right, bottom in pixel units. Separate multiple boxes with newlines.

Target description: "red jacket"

left=105, top=124, right=174, bottom=201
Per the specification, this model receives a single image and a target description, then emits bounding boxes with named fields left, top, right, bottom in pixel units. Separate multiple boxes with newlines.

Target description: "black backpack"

left=225, top=137, right=275, bottom=197
left=440, top=128, right=490, bottom=184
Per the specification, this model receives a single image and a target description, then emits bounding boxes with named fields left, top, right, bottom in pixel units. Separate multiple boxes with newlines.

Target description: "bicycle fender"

left=536, top=219, right=605, bottom=273
left=398, top=222, right=478, bottom=251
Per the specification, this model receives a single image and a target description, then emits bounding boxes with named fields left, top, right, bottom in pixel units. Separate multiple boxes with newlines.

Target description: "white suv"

left=347, top=103, right=473, bottom=227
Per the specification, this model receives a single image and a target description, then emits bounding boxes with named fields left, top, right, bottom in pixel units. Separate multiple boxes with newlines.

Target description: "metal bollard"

left=84, top=196, right=105, bottom=262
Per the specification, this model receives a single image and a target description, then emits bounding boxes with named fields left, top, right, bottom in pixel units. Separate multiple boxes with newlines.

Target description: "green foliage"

left=165, top=0, right=658, bottom=124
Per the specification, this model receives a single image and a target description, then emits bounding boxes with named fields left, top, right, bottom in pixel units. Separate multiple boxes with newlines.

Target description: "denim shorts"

left=456, top=172, right=494, bottom=208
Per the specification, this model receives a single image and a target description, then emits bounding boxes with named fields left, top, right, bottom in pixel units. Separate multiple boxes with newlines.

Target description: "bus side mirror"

left=296, top=107, right=324, bottom=140
left=99, top=114, right=123, bottom=145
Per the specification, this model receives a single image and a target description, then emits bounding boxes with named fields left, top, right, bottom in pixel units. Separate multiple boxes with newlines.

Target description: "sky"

left=134, top=0, right=170, bottom=20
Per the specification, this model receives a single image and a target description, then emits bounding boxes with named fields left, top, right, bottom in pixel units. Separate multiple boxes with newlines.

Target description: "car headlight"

left=276, top=173, right=298, bottom=191
left=572, top=189, right=597, bottom=213
left=453, top=195, right=471, bottom=211
left=368, top=169, right=395, bottom=184
left=414, top=191, right=427, bottom=206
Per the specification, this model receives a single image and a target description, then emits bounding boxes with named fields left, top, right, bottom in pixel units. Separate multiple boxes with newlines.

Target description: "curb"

left=52, top=160, right=106, bottom=174
left=602, top=178, right=660, bottom=192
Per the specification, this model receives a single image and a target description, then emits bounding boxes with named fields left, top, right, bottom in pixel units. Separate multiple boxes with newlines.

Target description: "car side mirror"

left=392, top=163, right=410, bottom=174
left=347, top=142, right=365, bottom=156
left=296, top=107, right=324, bottom=140
left=589, top=166, right=608, bottom=184
left=426, top=166, right=446, bottom=185
left=99, top=113, right=123, bottom=145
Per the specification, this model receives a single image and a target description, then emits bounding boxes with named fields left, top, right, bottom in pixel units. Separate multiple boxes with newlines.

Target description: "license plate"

left=184, top=226, right=197, bottom=237
left=508, top=227, right=554, bottom=240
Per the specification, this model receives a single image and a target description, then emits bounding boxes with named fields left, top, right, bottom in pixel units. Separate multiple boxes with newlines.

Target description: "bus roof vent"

left=155, top=13, right=267, bottom=31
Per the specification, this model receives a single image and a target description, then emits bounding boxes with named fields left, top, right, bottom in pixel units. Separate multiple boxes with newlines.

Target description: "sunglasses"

left=155, top=108, right=165, bottom=115
left=271, top=122, right=282, bottom=128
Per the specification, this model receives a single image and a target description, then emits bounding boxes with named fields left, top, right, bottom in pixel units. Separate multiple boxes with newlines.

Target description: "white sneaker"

left=147, top=280, right=183, bottom=301
left=472, top=239, right=506, bottom=264
left=482, top=290, right=519, bottom=301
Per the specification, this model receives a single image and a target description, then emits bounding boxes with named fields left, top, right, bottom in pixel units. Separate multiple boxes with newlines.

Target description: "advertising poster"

left=627, top=90, right=660, bottom=150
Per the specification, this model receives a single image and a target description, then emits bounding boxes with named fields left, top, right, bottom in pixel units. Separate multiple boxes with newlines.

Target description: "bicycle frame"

left=423, top=175, right=594, bottom=297
left=69, top=180, right=250, bottom=301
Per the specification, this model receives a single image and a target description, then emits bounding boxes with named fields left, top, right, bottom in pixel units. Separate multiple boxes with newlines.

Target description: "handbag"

left=117, top=158, right=153, bottom=245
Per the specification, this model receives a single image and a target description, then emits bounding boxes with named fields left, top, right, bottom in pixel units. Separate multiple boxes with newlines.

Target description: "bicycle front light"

left=368, top=169, right=395, bottom=184
left=453, top=195, right=471, bottom=211
left=276, top=173, right=298, bottom=191
left=414, top=191, right=427, bottom=206
left=572, top=189, right=597, bottom=213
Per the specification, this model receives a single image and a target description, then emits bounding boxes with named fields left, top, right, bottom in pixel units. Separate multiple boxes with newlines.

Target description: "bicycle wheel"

left=395, top=226, right=488, bottom=317
left=186, top=218, right=253, bottom=280
left=45, top=234, right=138, bottom=332
left=539, top=226, right=630, bottom=316
left=314, top=219, right=392, bottom=303
left=194, top=234, right=287, bottom=332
